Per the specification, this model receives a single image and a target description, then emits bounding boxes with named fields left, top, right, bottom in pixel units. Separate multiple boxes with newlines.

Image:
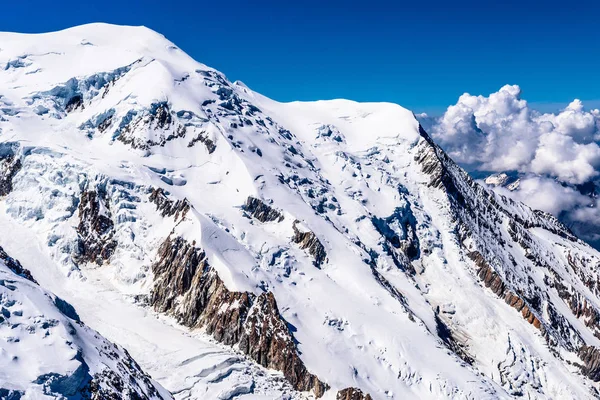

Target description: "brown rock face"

left=292, top=221, right=327, bottom=268
left=149, top=188, right=190, bottom=221
left=0, top=152, right=21, bottom=196
left=150, top=236, right=328, bottom=396
left=579, top=345, right=600, bottom=381
left=337, top=387, right=373, bottom=400
left=243, top=196, right=284, bottom=223
left=468, top=252, right=543, bottom=331
left=76, top=189, right=117, bottom=265
left=151, top=236, right=209, bottom=315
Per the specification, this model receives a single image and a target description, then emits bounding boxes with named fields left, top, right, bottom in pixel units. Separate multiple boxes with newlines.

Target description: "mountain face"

left=482, top=171, right=600, bottom=250
left=2, top=23, right=600, bottom=399
left=0, top=246, right=170, bottom=399
left=415, top=89, right=600, bottom=254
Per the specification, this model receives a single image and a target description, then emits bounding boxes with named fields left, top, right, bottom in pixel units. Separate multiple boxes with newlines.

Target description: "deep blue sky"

left=2, top=0, right=598, bottom=114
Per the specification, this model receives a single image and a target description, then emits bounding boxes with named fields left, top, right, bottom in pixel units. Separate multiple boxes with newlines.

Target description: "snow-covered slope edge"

left=3, top=23, right=600, bottom=399
left=0, top=245, right=171, bottom=399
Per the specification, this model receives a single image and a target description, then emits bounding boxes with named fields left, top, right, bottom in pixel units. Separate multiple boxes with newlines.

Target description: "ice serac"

left=4, top=23, right=600, bottom=399
left=0, top=246, right=170, bottom=400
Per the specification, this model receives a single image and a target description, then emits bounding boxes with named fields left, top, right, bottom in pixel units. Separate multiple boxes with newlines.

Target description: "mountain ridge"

left=1, top=23, right=600, bottom=399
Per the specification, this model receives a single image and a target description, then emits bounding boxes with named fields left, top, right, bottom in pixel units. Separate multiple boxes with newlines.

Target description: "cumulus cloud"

left=420, top=85, right=600, bottom=248
left=493, top=175, right=600, bottom=247
left=424, top=85, right=600, bottom=184
left=494, top=176, right=590, bottom=217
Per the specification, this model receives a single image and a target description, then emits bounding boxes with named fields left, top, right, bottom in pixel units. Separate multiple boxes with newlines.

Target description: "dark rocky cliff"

left=150, top=235, right=328, bottom=396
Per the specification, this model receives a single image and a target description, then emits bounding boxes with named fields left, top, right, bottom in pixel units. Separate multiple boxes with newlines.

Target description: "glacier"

left=1, top=23, right=600, bottom=399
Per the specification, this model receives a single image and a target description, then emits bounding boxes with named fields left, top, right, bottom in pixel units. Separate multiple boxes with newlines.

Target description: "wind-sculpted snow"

left=0, top=246, right=170, bottom=399
left=3, top=23, right=600, bottom=399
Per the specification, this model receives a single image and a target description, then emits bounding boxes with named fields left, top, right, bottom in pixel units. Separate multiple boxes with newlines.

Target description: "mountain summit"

left=2, top=24, right=600, bottom=399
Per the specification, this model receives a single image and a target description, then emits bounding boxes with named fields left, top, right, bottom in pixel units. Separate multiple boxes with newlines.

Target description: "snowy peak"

left=484, top=172, right=520, bottom=190
left=3, top=23, right=600, bottom=400
left=0, top=23, right=204, bottom=90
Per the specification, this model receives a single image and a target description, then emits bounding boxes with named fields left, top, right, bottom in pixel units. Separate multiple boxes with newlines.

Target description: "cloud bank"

left=422, top=85, right=600, bottom=184
left=419, top=85, right=600, bottom=248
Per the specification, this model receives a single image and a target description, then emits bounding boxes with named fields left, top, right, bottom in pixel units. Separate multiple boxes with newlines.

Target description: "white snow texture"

left=1, top=24, right=600, bottom=400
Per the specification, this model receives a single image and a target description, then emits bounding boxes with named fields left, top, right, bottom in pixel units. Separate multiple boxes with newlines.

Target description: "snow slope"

left=2, top=23, right=600, bottom=399
left=0, top=245, right=170, bottom=399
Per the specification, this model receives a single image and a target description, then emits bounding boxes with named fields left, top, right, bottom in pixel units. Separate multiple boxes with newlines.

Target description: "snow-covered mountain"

left=416, top=86, right=600, bottom=252
left=0, top=246, right=170, bottom=399
left=3, top=23, right=600, bottom=399
left=481, top=170, right=600, bottom=250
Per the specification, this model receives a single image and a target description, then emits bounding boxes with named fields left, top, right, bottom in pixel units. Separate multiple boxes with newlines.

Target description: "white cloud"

left=422, top=85, right=600, bottom=248
left=530, top=132, right=600, bottom=184
left=494, top=176, right=590, bottom=217
left=426, top=85, right=600, bottom=184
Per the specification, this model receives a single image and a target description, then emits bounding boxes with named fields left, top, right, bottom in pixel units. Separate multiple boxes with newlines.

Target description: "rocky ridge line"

left=150, top=235, right=328, bottom=397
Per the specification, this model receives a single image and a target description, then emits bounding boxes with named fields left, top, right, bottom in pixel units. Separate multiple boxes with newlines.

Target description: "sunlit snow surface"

left=1, top=23, right=600, bottom=399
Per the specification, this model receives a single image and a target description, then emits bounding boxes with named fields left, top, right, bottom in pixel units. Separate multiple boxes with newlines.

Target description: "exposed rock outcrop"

left=292, top=221, right=327, bottom=268
left=468, top=251, right=543, bottom=331
left=118, top=124, right=186, bottom=150
left=0, top=245, right=35, bottom=283
left=337, top=387, right=373, bottom=400
left=546, top=266, right=600, bottom=341
left=578, top=345, right=600, bottom=381
left=371, top=205, right=420, bottom=261
left=187, top=131, right=216, bottom=153
left=65, top=94, right=84, bottom=112
left=434, top=309, right=474, bottom=365
left=150, top=236, right=328, bottom=396
left=76, top=189, right=117, bottom=265
left=243, top=196, right=284, bottom=223
left=0, top=151, right=21, bottom=196
left=117, top=102, right=187, bottom=150
left=149, top=102, right=172, bottom=129
left=151, top=236, right=209, bottom=315
left=149, top=187, right=190, bottom=221
left=371, top=205, right=420, bottom=276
